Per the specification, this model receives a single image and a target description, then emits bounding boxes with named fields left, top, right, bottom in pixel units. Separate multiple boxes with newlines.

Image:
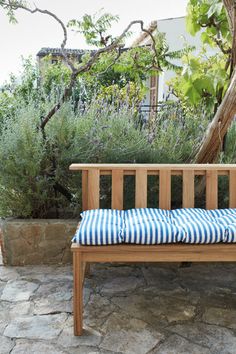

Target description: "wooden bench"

left=70, top=163, right=236, bottom=335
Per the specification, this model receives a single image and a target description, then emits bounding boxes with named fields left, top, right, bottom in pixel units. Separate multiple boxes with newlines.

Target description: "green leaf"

left=201, top=32, right=211, bottom=45
left=186, top=14, right=201, bottom=35
left=194, top=77, right=214, bottom=95
left=207, top=2, right=223, bottom=18
left=182, top=81, right=201, bottom=105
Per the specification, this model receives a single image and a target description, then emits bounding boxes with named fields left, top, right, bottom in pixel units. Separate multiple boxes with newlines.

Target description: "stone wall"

left=1, top=219, right=78, bottom=266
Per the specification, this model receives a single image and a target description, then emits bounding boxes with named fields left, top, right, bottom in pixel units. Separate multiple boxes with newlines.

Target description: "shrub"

left=0, top=97, right=220, bottom=218
left=0, top=106, right=47, bottom=217
left=149, top=102, right=209, bottom=162
left=0, top=100, right=151, bottom=218
left=221, top=121, right=236, bottom=164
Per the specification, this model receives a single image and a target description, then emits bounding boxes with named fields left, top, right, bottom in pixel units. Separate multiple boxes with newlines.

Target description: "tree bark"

left=195, top=0, right=236, bottom=163
left=196, top=67, right=236, bottom=163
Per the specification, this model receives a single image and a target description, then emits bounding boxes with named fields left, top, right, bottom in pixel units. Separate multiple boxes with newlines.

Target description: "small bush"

left=0, top=98, right=215, bottom=218
left=148, top=102, right=209, bottom=162
left=0, top=100, right=148, bottom=218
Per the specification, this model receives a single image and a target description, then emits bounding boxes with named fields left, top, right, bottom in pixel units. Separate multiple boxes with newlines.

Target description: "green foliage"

left=221, top=121, right=236, bottom=163
left=0, top=0, right=26, bottom=23
left=0, top=58, right=41, bottom=133
left=186, top=0, right=231, bottom=47
left=97, top=82, right=146, bottom=109
left=169, top=0, right=231, bottom=111
left=2, top=4, right=231, bottom=216
left=0, top=96, right=211, bottom=218
left=149, top=103, right=209, bottom=162
left=0, top=106, right=47, bottom=217
left=170, top=49, right=229, bottom=108
left=41, top=58, right=71, bottom=95
left=56, top=102, right=151, bottom=164
left=68, top=11, right=120, bottom=47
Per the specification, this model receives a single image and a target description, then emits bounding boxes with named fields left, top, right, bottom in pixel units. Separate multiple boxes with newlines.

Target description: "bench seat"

left=73, top=208, right=236, bottom=245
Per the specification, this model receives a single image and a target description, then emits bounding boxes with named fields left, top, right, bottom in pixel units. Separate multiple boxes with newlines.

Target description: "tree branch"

left=2, top=2, right=159, bottom=129
left=4, top=0, right=76, bottom=73
left=38, top=19, right=159, bottom=130
left=93, top=47, right=122, bottom=77
left=212, top=36, right=231, bottom=54
left=223, top=0, right=235, bottom=33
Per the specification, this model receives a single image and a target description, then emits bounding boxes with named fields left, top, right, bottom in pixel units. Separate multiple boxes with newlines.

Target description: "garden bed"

left=1, top=219, right=77, bottom=265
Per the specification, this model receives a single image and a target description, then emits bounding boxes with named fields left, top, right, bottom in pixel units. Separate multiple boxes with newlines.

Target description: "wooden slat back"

left=112, top=169, right=124, bottom=209
left=82, top=170, right=88, bottom=211
left=69, top=164, right=236, bottom=211
left=159, top=170, right=171, bottom=210
left=229, top=170, right=236, bottom=208
left=182, top=170, right=194, bottom=208
left=87, top=169, right=100, bottom=210
left=206, top=170, right=218, bottom=209
left=135, top=169, right=147, bottom=208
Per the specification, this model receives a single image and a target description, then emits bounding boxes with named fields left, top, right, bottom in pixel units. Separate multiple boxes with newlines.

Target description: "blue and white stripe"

left=125, top=208, right=171, bottom=223
left=171, top=208, right=225, bottom=243
left=171, top=208, right=206, bottom=217
left=206, top=208, right=236, bottom=219
left=214, top=214, right=236, bottom=227
left=124, top=208, right=184, bottom=244
left=72, top=209, right=124, bottom=245
left=179, top=219, right=225, bottom=243
left=225, top=223, right=236, bottom=243
left=72, top=207, right=236, bottom=245
left=171, top=210, right=212, bottom=225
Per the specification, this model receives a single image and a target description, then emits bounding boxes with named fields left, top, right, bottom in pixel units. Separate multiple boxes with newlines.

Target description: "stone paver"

left=100, top=312, right=163, bottom=354
left=151, top=334, right=212, bottom=354
left=11, top=340, right=66, bottom=354
left=0, top=335, right=15, bottom=354
left=202, top=307, right=236, bottom=330
left=4, top=313, right=68, bottom=340
left=1, top=259, right=236, bottom=353
left=57, top=317, right=102, bottom=348
left=168, top=323, right=236, bottom=354
left=1, top=280, right=39, bottom=302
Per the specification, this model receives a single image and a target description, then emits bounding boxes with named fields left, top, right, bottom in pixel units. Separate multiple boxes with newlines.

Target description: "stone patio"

left=1, top=254, right=236, bottom=354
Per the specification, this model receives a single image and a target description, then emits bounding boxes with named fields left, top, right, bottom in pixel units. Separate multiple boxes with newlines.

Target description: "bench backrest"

left=69, top=164, right=236, bottom=210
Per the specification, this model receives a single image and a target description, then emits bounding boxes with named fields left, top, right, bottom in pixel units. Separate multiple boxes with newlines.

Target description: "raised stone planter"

left=1, top=219, right=77, bottom=266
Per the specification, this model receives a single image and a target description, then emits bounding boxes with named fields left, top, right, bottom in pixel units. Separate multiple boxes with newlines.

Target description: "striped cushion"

left=124, top=208, right=184, bottom=244
left=171, top=208, right=212, bottom=225
left=179, top=220, right=225, bottom=243
left=214, top=214, right=236, bottom=227
left=72, top=208, right=236, bottom=246
left=211, top=212, right=236, bottom=242
left=172, top=208, right=225, bottom=243
left=72, top=209, right=124, bottom=245
left=171, top=208, right=207, bottom=218
left=206, top=208, right=236, bottom=219
left=125, top=208, right=171, bottom=223
left=225, top=223, right=236, bottom=243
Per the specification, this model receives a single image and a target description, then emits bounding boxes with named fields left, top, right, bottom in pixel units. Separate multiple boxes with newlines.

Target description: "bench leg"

left=73, top=251, right=83, bottom=336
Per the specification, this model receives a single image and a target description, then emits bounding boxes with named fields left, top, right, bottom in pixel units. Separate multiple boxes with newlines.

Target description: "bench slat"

left=229, top=170, right=236, bottom=208
left=82, top=170, right=88, bottom=211
left=182, top=170, right=194, bottom=208
left=159, top=170, right=171, bottom=210
left=88, top=169, right=100, bottom=210
left=135, top=169, right=147, bottom=208
left=206, top=170, right=218, bottom=209
left=112, top=169, right=124, bottom=210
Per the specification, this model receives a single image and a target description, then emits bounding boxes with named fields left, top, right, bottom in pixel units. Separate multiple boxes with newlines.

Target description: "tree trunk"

left=196, top=68, right=236, bottom=163
left=195, top=0, right=236, bottom=163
